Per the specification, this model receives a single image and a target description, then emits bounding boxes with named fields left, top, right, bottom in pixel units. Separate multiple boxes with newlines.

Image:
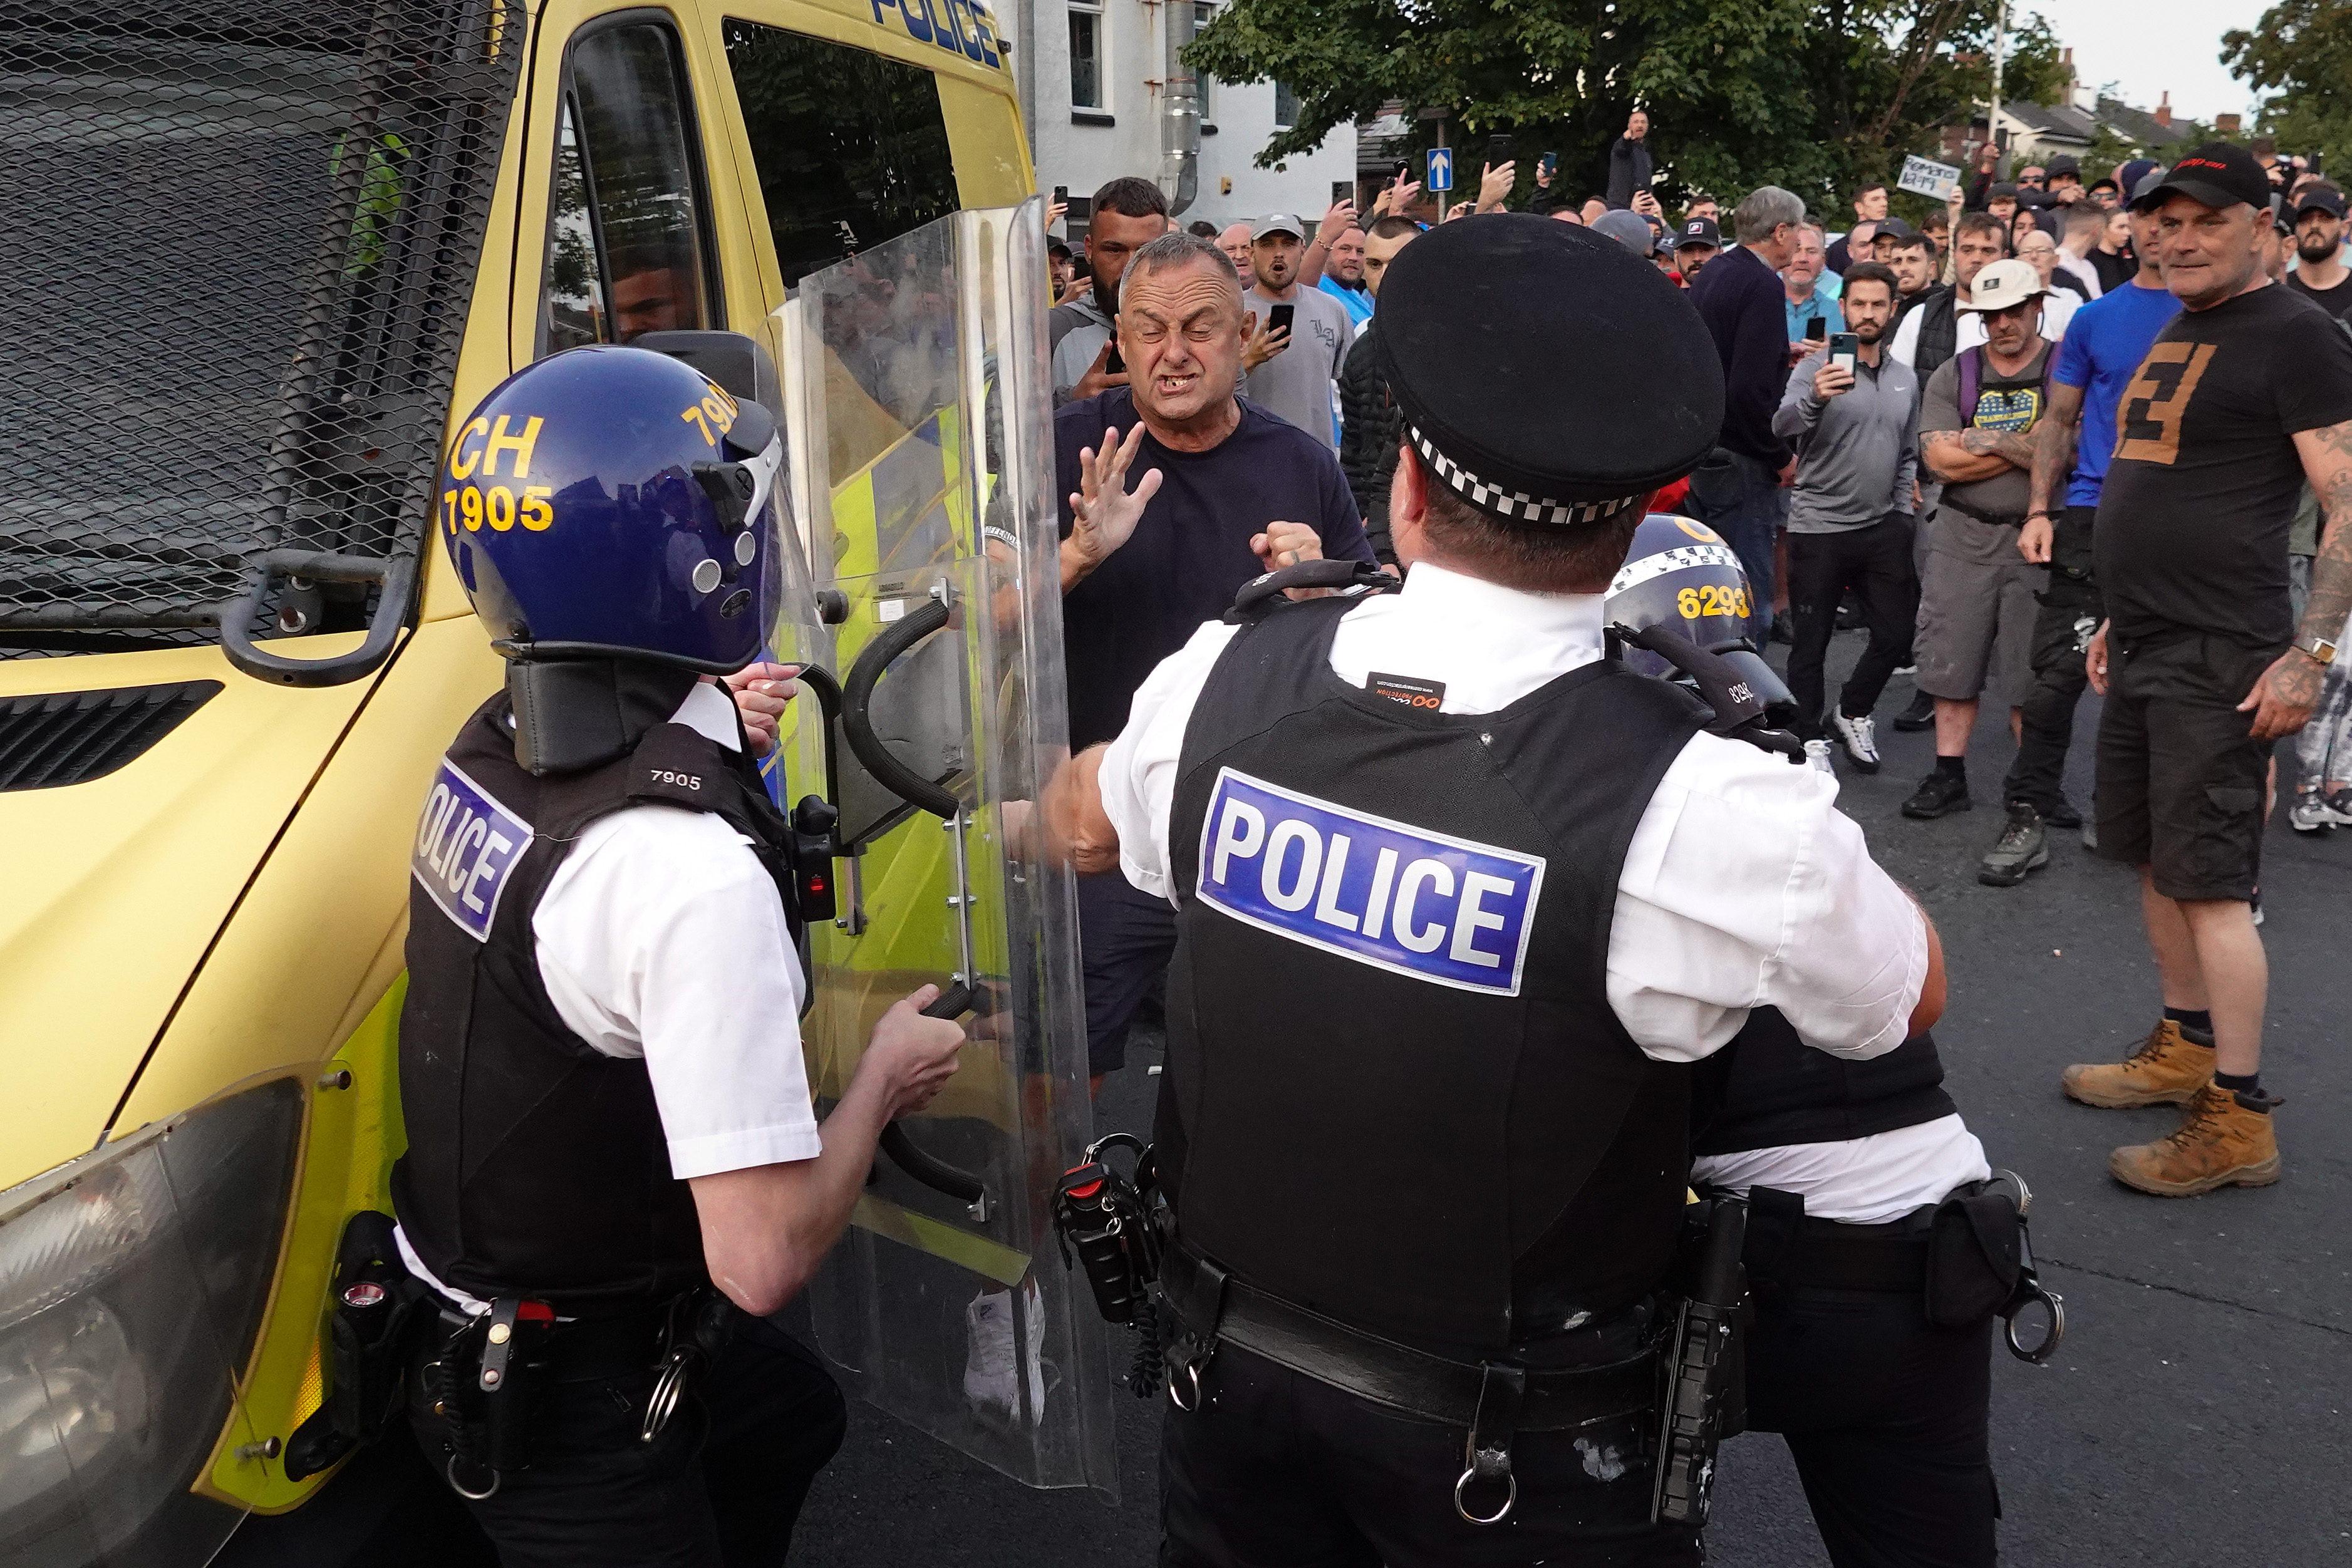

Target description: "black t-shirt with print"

left=2094, top=284, right=2352, bottom=647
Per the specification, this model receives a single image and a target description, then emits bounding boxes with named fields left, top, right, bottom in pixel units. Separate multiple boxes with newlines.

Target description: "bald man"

left=1216, top=222, right=1253, bottom=281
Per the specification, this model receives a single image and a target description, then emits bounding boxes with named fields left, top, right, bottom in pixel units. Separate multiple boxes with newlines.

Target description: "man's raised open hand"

left=1061, top=422, right=1163, bottom=590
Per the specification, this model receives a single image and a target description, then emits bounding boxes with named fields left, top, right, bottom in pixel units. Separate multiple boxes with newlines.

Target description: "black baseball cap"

left=2137, top=142, right=2272, bottom=212
left=2295, top=183, right=2347, bottom=219
left=1671, top=216, right=1721, bottom=252
left=2046, top=155, right=2081, bottom=180
left=1873, top=216, right=1917, bottom=239
left=1987, top=182, right=2018, bottom=201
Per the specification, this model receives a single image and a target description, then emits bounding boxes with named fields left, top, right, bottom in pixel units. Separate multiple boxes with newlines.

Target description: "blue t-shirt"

left=1056, top=389, right=1374, bottom=749
left=2051, top=279, right=2184, bottom=508
left=1785, top=284, right=1845, bottom=344
left=1318, top=274, right=1375, bottom=330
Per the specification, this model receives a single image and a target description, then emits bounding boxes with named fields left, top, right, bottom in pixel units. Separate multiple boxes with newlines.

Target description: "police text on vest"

left=413, top=761, right=533, bottom=942
left=1195, top=769, right=1545, bottom=996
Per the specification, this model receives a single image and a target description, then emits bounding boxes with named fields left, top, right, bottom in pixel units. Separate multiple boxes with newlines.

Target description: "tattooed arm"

left=1920, top=424, right=2035, bottom=483
left=2021, top=381, right=2085, bottom=562
left=2241, top=419, right=2352, bottom=738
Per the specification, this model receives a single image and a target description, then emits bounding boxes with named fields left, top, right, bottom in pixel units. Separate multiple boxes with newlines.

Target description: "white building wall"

left=1013, top=0, right=1356, bottom=233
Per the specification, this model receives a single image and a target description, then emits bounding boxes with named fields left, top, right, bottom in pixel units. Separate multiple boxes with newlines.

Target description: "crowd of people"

left=1042, top=130, right=2352, bottom=1173
left=1019, top=136, right=2351, bottom=1564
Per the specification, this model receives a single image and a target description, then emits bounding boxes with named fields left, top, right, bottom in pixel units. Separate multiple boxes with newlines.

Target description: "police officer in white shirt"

left=1042, top=216, right=1949, bottom=1566
left=388, top=346, right=965, bottom=1565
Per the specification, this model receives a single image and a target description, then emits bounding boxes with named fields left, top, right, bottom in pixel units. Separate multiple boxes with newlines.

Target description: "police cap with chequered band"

left=1374, top=213, right=1724, bottom=527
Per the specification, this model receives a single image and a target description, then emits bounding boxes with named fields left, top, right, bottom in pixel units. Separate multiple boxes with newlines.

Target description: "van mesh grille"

left=0, top=1, right=524, bottom=656
left=0, top=681, right=223, bottom=789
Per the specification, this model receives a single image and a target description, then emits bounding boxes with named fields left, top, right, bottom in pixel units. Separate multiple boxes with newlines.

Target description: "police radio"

left=1050, top=1133, right=1166, bottom=1397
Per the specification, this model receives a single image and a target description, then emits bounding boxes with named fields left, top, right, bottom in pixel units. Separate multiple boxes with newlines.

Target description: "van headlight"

left=0, top=1075, right=305, bottom=1566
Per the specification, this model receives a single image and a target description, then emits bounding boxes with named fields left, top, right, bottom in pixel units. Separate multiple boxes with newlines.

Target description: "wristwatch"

left=2298, top=633, right=2339, bottom=666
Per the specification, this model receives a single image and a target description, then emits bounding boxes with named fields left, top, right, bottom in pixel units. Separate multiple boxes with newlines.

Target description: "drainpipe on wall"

left=1159, top=0, right=1199, bottom=215
left=1013, top=0, right=1037, bottom=173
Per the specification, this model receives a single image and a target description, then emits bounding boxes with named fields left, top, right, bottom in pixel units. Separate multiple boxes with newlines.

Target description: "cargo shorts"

left=1912, top=511, right=2040, bottom=708
left=2094, top=630, right=2279, bottom=903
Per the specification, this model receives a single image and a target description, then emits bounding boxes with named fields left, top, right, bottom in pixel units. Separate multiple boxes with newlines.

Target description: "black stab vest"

left=391, top=694, right=802, bottom=1314
left=1691, top=1006, right=1957, bottom=1157
left=1158, top=596, right=1709, bottom=1353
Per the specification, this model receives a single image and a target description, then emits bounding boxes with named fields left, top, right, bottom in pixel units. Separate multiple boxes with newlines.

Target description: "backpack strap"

left=1957, top=344, right=1982, bottom=425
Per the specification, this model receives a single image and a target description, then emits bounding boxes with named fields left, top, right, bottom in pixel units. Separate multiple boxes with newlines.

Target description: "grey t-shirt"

left=1920, top=341, right=2051, bottom=534
left=1239, top=284, right=1350, bottom=451
left=1049, top=295, right=1115, bottom=405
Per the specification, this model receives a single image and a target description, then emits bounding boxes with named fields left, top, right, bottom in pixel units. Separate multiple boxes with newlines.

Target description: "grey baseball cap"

left=1590, top=209, right=1656, bottom=255
left=1251, top=213, right=1305, bottom=242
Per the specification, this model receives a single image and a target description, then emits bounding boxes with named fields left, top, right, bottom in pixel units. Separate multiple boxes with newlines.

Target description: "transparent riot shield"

left=765, top=200, right=1114, bottom=1498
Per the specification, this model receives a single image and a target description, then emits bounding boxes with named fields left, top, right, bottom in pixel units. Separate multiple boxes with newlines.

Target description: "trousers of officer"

left=1159, top=1338, right=1699, bottom=1568
left=405, top=1307, right=846, bottom=1568
left=1742, top=1217, right=1997, bottom=1568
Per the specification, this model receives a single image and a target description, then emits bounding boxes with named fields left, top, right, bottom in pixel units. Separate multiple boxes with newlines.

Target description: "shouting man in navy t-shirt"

left=1055, top=228, right=1376, bottom=1081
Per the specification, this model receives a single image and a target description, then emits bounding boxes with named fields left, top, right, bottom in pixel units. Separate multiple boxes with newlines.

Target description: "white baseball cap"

left=1960, top=257, right=2048, bottom=313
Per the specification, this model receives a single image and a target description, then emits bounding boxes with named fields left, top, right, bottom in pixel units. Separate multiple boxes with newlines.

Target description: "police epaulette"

left=1224, top=559, right=1401, bottom=622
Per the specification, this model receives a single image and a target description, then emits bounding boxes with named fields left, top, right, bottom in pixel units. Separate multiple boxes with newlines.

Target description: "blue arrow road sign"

left=1426, top=147, right=1453, bottom=192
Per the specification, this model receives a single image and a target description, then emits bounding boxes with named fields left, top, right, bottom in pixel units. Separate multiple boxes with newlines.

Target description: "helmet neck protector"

left=508, top=656, right=702, bottom=777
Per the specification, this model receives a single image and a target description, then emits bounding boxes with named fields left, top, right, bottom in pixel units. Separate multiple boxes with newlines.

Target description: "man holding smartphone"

left=1773, top=264, right=1921, bottom=769
left=1240, top=213, right=1352, bottom=451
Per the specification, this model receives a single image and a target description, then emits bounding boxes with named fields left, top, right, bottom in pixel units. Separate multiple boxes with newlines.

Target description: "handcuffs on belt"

left=643, top=1288, right=738, bottom=1442
left=1983, top=1170, right=2066, bottom=1363
left=425, top=1286, right=733, bottom=1500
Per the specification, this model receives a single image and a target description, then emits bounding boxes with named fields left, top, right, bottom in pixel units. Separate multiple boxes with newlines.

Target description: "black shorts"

left=2094, top=631, right=2279, bottom=902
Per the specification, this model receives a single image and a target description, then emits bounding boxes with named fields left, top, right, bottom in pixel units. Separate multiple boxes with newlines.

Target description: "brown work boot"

left=2061, top=1019, right=2215, bottom=1108
left=2109, top=1082, right=2283, bottom=1197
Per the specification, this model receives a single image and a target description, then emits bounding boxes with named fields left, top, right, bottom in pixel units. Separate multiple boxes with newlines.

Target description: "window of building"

left=539, top=21, right=718, bottom=354
left=1192, top=1, right=1214, bottom=121
left=1273, top=79, right=1299, bottom=130
left=1068, top=1, right=1103, bottom=110
left=722, top=19, right=960, bottom=290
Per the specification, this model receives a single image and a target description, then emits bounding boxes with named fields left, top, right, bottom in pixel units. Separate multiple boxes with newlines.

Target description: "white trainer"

left=1831, top=711, right=1882, bottom=774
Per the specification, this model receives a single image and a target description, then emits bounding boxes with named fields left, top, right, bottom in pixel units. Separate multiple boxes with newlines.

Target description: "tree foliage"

left=1187, top=0, right=2063, bottom=211
left=2225, top=0, right=2352, bottom=172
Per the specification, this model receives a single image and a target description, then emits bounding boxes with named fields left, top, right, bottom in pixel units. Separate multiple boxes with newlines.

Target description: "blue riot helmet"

left=1606, top=512, right=1796, bottom=723
left=440, top=344, right=787, bottom=674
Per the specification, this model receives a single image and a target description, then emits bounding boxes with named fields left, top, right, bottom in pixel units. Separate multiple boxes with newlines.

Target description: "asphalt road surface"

left=790, top=634, right=2352, bottom=1567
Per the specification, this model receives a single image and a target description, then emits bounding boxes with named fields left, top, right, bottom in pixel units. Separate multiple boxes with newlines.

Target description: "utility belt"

left=1739, top=1170, right=2065, bottom=1363
left=281, top=1211, right=729, bottom=1498
left=1051, top=1138, right=1749, bottom=1530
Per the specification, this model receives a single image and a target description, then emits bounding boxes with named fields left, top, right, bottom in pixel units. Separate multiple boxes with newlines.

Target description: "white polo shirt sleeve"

left=531, top=685, right=821, bottom=1180
left=1608, top=730, right=1928, bottom=1063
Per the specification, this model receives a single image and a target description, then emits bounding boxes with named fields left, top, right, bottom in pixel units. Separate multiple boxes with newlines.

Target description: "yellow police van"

left=0, top=1, right=1111, bottom=1557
